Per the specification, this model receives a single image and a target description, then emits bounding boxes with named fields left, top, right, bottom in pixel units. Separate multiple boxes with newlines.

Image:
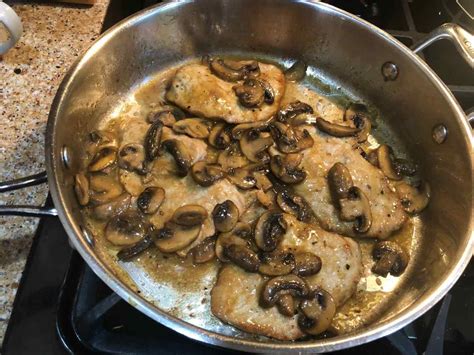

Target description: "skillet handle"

left=411, top=23, right=474, bottom=69
left=0, top=171, right=58, bottom=217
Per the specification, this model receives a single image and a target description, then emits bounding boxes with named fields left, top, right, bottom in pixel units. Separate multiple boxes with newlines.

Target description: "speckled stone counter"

left=0, top=0, right=109, bottom=343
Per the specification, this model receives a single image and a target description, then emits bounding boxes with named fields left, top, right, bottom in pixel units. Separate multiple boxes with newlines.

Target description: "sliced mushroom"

left=376, top=145, right=402, bottom=180
left=293, top=252, right=322, bottom=276
left=285, top=60, right=307, bottom=82
left=275, top=189, right=313, bottom=222
left=88, top=130, right=118, bottom=149
left=258, top=251, right=295, bottom=276
left=240, top=130, right=273, bottom=163
left=396, top=181, right=430, bottom=215
left=276, top=294, right=297, bottom=317
left=105, top=211, right=149, bottom=246
left=372, top=241, right=409, bottom=277
left=147, top=106, right=186, bottom=124
left=315, top=117, right=360, bottom=137
left=231, top=119, right=271, bottom=140
left=162, top=139, right=192, bottom=177
left=270, top=154, right=307, bottom=184
left=256, top=189, right=276, bottom=209
left=212, top=200, right=239, bottom=233
left=209, top=57, right=260, bottom=82
left=223, top=244, right=261, bottom=272
left=208, top=123, right=231, bottom=150
left=145, top=120, right=163, bottom=161
left=233, top=79, right=265, bottom=108
left=118, top=143, right=147, bottom=175
left=89, top=174, right=123, bottom=204
left=217, top=143, right=250, bottom=170
left=191, top=235, right=217, bottom=264
left=137, top=186, right=165, bottom=214
left=172, top=205, right=208, bottom=226
left=215, top=223, right=250, bottom=262
left=88, top=146, right=117, bottom=172
left=172, top=118, right=211, bottom=139
left=339, top=186, right=372, bottom=233
left=269, top=122, right=314, bottom=154
left=254, top=172, right=273, bottom=191
left=92, top=193, right=131, bottom=221
left=277, top=101, right=313, bottom=123
left=327, top=162, right=353, bottom=206
left=298, top=288, right=336, bottom=335
left=117, top=235, right=155, bottom=261
left=226, top=163, right=268, bottom=190
left=260, top=274, right=310, bottom=308
left=191, top=161, right=225, bottom=187
left=344, top=103, right=372, bottom=143
left=74, top=173, right=89, bottom=206
left=254, top=211, right=287, bottom=252
left=154, top=222, right=201, bottom=253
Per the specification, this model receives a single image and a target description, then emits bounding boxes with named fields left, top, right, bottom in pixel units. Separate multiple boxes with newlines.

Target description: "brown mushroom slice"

left=270, top=122, right=314, bottom=154
left=88, top=130, right=118, bottom=150
left=276, top=294, right=296, bottom=317
left=233, top=79, right=265, bottom=108
left=137, top=186, right=165, bottom=215
left=154, top=222, right=201, bottom=253
left=105, top=211, right=148, bottom=246
left=293, top=252, right=322, bottom=276
left=339, top=186, right=372, bottom=233
left=217, top=143, right=250, bottom=170
left=315, top=117, right=360, bottom=137
left=89, top=175, right=123, bottom=204
left=254, top=172, right=273, bottom=191
left=212, top=200, right=239, bottom=233
left=285, top=60, right=307, bottom=82
left=118, top=143, right=147, bottom=175
left=208, top=57, right=260, bottom=82
left=396, top=181, right=430, bottom=215
left=88, top=146, right=117, bottom=172
left=172, top=118, right=211, bottom=139
left=162, top=139, right=192, bottom=177
left=277, top=101, right=313, bottom=123
left=275, top=189, right=314, bottom=222
left=270, top=154, right=307, bottom=185
left=231, top=119, right=271, bottom=140
left=227, top=167, right=257, bottom=190
left=256, top=189, right=276, bottom=209
left=260, top=274, right=310, bottom=308
left=190, top=161, right=225, bottom=187
left=327, top=162, right=353, bottom=206
left=254, top=211, right=287, bottom=252
left=74, top=173, right=90, bottom=206
left=215, top=224, right=250, bottom=262
left=239, top=130, right=273, bottom=163
left=343, top=103, right=372, bottom=143
left=223, top=244, right=261, bottom=272
left=145, top=120, right=163, bottom=161
left=147, top=106, right=186, bottom=124
left=298, top=288, right=336, bottom=335
left=258, top=251, right=295, bottom=276
left=117, top=235, right=155, bottom=261
left=208, top=123, right=232, bottom=150
left=172, top=204, right=208, bottom=226
left=377, top=145, right=402, bottom=180
left=92, top=193, right=131, bottom=221
left=191, top=235, right=217, bottom=264
left=372, top=241, right=409, bottom=277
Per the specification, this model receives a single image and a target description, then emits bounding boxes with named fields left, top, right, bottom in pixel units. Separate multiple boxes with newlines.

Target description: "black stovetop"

left=2, top=1, right=474, bottom=354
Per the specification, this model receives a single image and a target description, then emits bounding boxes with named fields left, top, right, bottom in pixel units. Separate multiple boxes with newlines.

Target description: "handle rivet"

left=80, top=226, right=95, bottom=247
left=381, top=62, right=399, bottom=81
left=61, top=146, right=72, bottom=169
left=432, top=124, right=448, bottom=144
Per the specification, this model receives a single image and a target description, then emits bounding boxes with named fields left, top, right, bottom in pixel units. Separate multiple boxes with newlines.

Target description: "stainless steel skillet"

left=1, top=0, right=473, bottom=352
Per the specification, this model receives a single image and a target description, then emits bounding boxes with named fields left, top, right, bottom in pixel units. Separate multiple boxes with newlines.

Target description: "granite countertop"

left=0, top=0, right=109, bottom=343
